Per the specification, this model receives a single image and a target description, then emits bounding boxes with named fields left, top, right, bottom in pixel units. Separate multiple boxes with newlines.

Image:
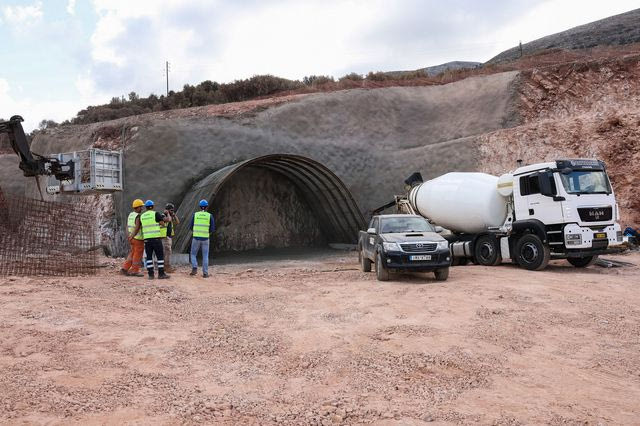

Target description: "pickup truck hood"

left=380, top=232, right=445, bottom=243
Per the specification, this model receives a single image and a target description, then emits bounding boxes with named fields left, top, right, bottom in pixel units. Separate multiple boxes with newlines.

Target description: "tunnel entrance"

left=173, top=154, right=365, bottom=254
left=212, top=167, right=326, bottom=252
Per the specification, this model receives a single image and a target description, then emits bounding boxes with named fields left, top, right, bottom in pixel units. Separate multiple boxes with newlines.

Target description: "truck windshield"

left=559, top=170, right=611, bottom=194
left=380, top=217, right=434, bottom=233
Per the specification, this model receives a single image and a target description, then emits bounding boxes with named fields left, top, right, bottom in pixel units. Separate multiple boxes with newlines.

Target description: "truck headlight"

left=383, top=242, right=400, bottom=251
left=566, top=234, right=582, bottom=245
left=437, top=240, right=449, bottom=250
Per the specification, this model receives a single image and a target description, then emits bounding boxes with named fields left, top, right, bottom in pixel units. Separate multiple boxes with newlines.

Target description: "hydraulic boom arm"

left=0, top=115, right=74, bottom=181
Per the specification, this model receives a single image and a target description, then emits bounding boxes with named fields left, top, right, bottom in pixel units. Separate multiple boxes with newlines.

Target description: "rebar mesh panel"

left=0, top=193, right=97, bottom=276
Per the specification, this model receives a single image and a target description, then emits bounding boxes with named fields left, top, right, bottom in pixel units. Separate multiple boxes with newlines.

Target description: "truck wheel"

left=359, top=247, right=372, bottom=272
left=515, top=234, right=550, bottom=271
left=474, top=235, right=502, bottom=266
left=567, top=255, right=598, bottom=268
left=376, top=252, right=390, bottom=281
left=434, top=267, right=449, bottom=281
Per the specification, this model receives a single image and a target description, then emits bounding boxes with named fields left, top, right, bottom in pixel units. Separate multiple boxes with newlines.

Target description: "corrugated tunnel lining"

left=173, top=154, right=365, bottom=253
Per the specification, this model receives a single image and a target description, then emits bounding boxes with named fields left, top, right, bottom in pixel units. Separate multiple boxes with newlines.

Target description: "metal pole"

left=166, top=61, right=169, bottom=96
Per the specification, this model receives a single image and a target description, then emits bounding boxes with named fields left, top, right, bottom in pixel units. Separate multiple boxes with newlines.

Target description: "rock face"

left=487, top=8, right=640, bottom=64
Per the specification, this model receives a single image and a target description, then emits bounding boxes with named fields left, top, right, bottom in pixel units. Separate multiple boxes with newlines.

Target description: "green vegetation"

left=43, top=67, right=472, bottom=127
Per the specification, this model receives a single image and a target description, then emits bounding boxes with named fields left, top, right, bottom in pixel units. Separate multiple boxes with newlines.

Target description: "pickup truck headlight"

left=565, top=234, right=582, bottom=245
left=382, top=242, right=400, bottom=251
left=437, top=240, right=449, bottom=250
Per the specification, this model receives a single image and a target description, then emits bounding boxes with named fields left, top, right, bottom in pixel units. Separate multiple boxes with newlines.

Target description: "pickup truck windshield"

left=559, top=170, right=611, bottom=194
left=380, top=217, right=434, bottom=233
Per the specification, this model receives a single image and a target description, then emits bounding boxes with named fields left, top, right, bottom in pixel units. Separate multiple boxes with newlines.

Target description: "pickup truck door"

left=365, top=217, right=379, bottom=257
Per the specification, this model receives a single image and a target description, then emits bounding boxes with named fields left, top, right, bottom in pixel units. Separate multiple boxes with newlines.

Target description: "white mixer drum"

left=409, top=172, right=508, bottom=234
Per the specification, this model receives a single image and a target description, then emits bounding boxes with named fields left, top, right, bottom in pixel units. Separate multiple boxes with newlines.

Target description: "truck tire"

left=514, top=234, right=550, bottom=271
left=474, top=235, right=502, bottom=266
left=359, top=247, right=372, bottom=272
left=434, top=267, right=449, bottom=281
left=376, top=251, right=390, bottom=281
left=567, top=255, right=598, bottom=268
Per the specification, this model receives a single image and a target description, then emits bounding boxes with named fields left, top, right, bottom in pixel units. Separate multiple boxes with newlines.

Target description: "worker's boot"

left=190, top=268, right=197, bottom=276
left=148, top=274, right=154, bottom=280
left=158, top=271, right=170, bottom=279
left=203, top=272, right=209, bottom=278
left=120, top=268, right=129, bottom=276
left=129, top=272, right=144, bottom=277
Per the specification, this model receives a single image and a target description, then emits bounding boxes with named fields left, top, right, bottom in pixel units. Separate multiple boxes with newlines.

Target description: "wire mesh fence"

left=0, top=192, right=97, bottom=276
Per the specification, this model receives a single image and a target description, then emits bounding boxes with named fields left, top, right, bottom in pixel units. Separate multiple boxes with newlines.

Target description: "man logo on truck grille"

left=589, top=209, right=605, bottom=219
left=416, top=243, right=423, bottom=248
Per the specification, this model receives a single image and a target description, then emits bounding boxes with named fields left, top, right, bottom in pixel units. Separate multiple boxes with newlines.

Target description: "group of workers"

left=121, top=198, right=214, bottom=279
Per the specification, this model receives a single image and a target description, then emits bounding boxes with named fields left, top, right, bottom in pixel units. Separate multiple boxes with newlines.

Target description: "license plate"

left=410, top=255, right=431, bottom=261
left=595, top=232, right=606, bottom=239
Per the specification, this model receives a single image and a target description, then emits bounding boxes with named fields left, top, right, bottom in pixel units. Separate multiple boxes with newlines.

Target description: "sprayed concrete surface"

left=1, top=251, right=639, bottom=424
left=21, top=71, right=520, bottom=233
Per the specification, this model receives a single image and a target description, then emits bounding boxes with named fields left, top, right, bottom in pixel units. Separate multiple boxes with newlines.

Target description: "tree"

left=38, top=119, right=59, bottom=130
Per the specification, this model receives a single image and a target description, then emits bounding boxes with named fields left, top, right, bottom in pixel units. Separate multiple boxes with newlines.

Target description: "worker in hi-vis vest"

left=159, top=202, right=179, bottom=273
left=131, top=199, right=171, bottom=279
left=190, top=199, right=215, bottom=278
left=121, top=198, right=145, bottom=277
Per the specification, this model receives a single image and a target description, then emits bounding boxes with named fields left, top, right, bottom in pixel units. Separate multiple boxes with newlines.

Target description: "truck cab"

left=358, top=214, right=451, bottom=281
left=510, top=159, right=621, bottom=265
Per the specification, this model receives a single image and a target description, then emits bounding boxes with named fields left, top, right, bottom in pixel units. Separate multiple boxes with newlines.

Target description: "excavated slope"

left=28, top=71, right=520, bottom=222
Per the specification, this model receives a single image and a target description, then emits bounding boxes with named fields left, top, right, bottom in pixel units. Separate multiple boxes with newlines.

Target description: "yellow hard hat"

left=132, top=199, right=144, bottom=208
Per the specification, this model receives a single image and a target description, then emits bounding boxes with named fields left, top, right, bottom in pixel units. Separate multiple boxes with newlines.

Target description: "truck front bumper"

left=381, top=250, right=451, bottom=272
left=563, top=223, right=622, bottom=250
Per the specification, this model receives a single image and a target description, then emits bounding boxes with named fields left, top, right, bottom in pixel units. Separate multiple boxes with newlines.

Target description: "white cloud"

left=66, top=0, right=77, bottom=15
left=2, top=1, right=43, bottom=27
left=0, top=77, right=108, bottom=132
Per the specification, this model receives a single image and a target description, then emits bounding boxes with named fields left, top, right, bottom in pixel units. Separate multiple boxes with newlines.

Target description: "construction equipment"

left=0, top=115, right=122, bottom=195
left=381, top=159, right=624, bottom=271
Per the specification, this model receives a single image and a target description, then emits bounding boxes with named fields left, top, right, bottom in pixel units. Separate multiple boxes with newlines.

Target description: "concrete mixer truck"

left=385, top=159, right=623, bottom=271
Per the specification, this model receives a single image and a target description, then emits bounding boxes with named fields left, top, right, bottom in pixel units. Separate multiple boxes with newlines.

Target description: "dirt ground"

left=1, top=250, right=639, bottom=425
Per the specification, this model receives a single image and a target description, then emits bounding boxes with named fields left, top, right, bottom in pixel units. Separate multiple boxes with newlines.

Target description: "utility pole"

left=519, top=41, right=523, bottom=58
left=165, top=61, right=170, bottom=96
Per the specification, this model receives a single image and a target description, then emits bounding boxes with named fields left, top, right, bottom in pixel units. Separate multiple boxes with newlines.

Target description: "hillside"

left=487, top=8, right=640, bottom=64
left=386, top=60, right=481, bottom=78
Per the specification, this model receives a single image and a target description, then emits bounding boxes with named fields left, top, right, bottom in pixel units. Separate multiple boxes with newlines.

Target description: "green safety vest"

left=193, top=211, right=211, bottom=239
left=127, top=212, right=144, bottom=240
left=159, top=217, right=175, bottom=238
left=140, top=210, right=161, bottom=240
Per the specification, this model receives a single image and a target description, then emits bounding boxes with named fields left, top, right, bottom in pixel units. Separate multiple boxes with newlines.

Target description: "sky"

left=1, top=0, right=639, bottom=131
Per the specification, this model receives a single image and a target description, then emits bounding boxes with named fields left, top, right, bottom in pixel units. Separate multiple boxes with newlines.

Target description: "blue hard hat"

left=199, top=199, right=208, bottom=207
left=145, top=200, right=154, bottom=207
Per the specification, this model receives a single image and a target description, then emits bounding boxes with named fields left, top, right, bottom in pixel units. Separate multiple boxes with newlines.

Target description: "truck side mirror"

left=538, top=172, right=555, bottom=197
left=434, top=226, right=444, bottom=233
left=367, top=227, right=376, bottom=234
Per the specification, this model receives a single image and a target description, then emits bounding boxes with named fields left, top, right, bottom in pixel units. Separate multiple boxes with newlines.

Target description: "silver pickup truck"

left=358, top=214, right=451, bottom=281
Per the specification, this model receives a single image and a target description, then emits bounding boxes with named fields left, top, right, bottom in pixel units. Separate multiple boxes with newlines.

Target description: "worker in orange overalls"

left=121, top=199, right=145, bottom=277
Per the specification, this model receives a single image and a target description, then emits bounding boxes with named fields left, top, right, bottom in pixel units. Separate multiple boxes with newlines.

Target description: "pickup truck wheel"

left=359, top=248, right=372, bottom=272
left=434, top=267, right=449, bottom=281
left=567, top=255, right=597, bottom=268
left=474, top=235, right=502, bottom=266
left=515, top=234, right=550, bottom=271
left=376, top=252, right=390, bottom=281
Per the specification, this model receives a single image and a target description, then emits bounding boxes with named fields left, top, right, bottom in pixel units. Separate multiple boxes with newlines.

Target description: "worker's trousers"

left=144, top=238, right=166, bottom=277
left=162, top=237, right=173, bottom=271
left=123, top=238, right=144, bottom=273
left=190, top=238, right=210, bottom=275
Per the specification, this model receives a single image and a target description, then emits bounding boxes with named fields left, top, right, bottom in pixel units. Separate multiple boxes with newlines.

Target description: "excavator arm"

left=0, top=115, right=74, bottom=181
